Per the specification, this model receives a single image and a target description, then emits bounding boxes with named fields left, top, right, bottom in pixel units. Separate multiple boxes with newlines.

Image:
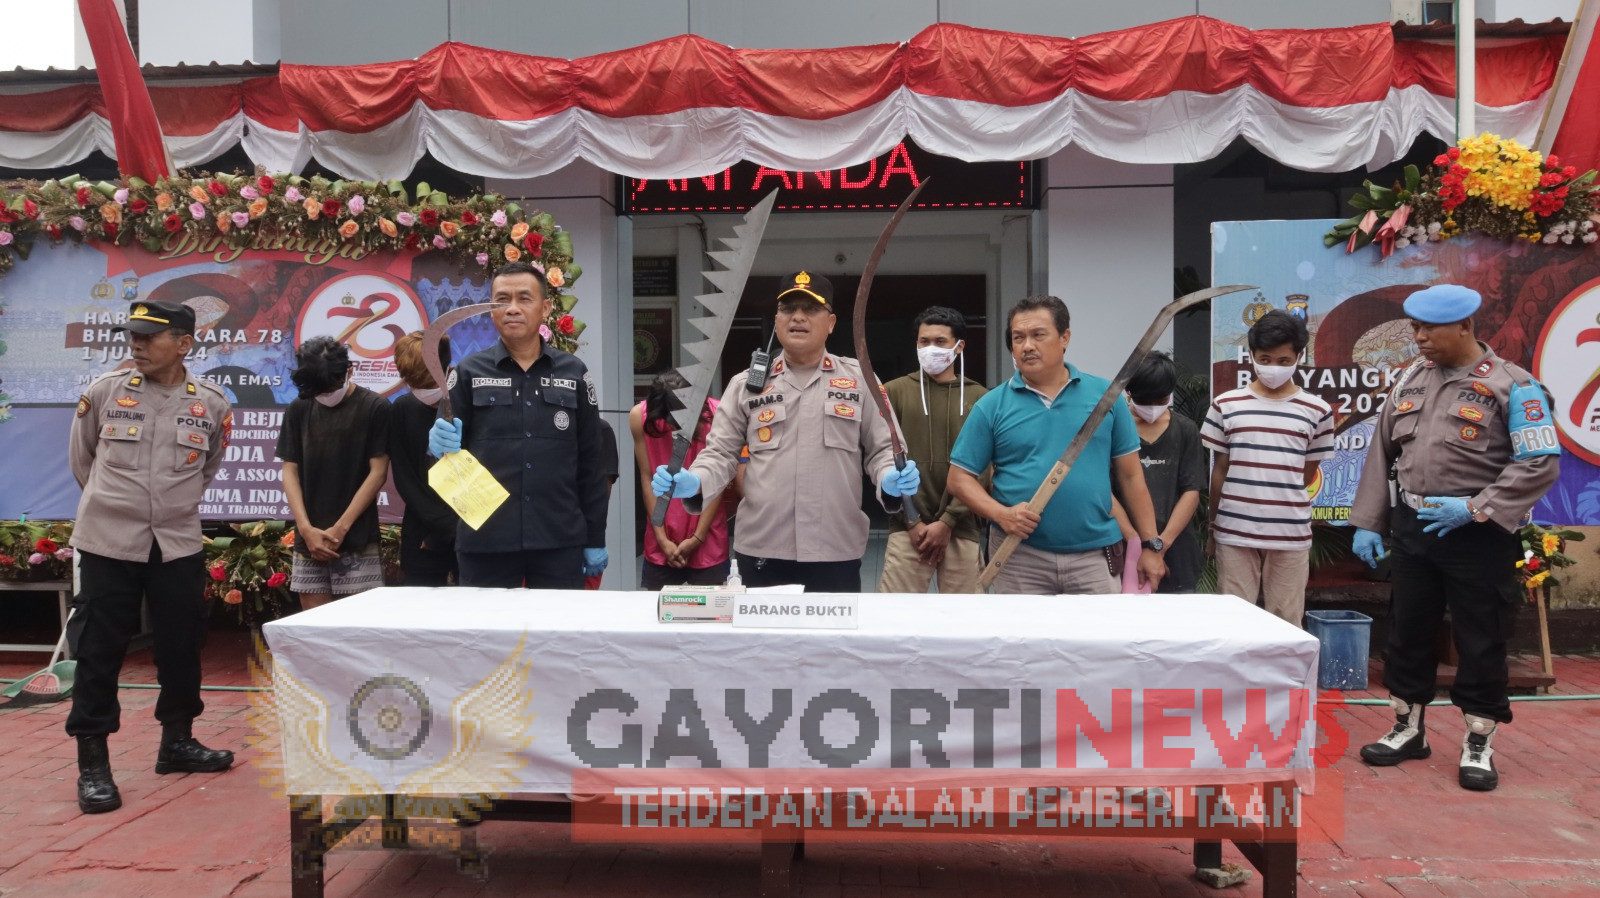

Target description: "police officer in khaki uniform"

left=1349, top=284, right=1559, bottom=792
left=66, top=300, right=235, bottom=814
left=652, top=272, right=920, bottom=591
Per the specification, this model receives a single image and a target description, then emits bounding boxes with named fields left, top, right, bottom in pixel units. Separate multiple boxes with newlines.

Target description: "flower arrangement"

left=1326, top=133, right=1599, bottom=257
left=1515, top=522, right=1586, bottom=595
left=0, top=171, right=586, bottom=351
left=204, top=520, right=298, bottom=626
left=0, top=520, right=73, bottom=581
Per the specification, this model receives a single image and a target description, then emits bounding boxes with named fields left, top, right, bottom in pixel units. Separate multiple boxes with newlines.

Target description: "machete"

left=852, top=182, right=927, bottom=527
left=650, top=190, right=780, bottom=527
left=421, top=301, right=502, bottom=422
left=976, top=283, right=1256, bottom=590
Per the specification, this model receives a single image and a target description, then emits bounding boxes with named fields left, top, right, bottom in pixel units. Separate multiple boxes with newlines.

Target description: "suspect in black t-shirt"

left=275, top=385, right=392, bottom=555
left=1136, top=413, right=1207, bottom=592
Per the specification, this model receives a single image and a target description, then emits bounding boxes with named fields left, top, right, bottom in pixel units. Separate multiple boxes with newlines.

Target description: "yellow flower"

left=99, top=202, right=121, bottom=224
left=504, top=244, right=522, bottom=262
left=1543, top=533, right=1561, bottom=556
left=546, top=266, right=565, bottom=288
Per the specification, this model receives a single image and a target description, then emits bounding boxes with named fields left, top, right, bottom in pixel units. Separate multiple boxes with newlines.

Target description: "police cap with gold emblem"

left=113, top=300, right=196, bottom=336
left=777, top=271, right=833, bottom=308
left=1403, top=284, right=1482, bottom=325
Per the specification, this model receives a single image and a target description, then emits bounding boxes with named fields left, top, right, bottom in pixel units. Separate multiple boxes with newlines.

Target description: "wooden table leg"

left=1193, top=839, right=1223, bottom=870
left=289, top=795, right=325, bottom=898
left=381, top=794, right=409, bottom=849
left=758, top=838, right=801, bottom=897
left=1258, top=837, right=1298, bottom=898
left=1535, top=586, right=1555, bottom=679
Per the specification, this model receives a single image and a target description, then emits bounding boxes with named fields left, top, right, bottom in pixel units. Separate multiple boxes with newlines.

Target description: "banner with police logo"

left=0, top=239, right=505, bottom=520
left=1212, top=219, right=1600, bottom=526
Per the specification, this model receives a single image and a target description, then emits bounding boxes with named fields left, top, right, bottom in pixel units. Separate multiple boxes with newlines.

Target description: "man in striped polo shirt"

left=1201, top=310, right=1334, bottom=626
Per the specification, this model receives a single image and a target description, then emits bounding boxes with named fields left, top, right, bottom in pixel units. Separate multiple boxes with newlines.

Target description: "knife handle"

left=893, top=452, right=921, bottom=527
left=649, top=433, right=693, bottom=527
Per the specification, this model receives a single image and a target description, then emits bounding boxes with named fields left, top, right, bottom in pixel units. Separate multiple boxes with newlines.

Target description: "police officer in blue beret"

left=1349, top=284, right=1560, bottom=792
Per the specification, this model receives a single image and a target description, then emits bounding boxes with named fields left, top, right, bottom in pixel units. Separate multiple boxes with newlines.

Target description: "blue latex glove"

left=582, top=547, right=608, bottom=577
left=1419, top=496, right=1473, bottom=537
left=428, top=417, right=463, bottom=456
left=878, top=460, right=921, bottom=497
left=651, top=465, right=701, bottom=498
left=1352, top=529, right=1386, bottom=568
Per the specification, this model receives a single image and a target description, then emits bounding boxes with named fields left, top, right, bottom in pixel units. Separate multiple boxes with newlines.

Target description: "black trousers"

left=735, top=552, right=861, bottom=593
left=66, top=544, right=208, bottom=737
left=399, top=528, right=457, bottom=587
left=640, top=559, right=731, bottom=591
left=1383, top=503, right=1522, bottom=723
left=457, top=547, right=584, bottom=589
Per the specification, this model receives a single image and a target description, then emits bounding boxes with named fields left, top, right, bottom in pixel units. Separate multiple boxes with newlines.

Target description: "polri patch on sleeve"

left=76, top=396, right=90, bottom=418
left=445, top=368, right=458, bottom=390
left=584, top=372, right=597, bottom=406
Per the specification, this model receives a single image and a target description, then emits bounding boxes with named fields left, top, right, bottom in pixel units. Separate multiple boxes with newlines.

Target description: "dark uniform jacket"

left=447, top=339, right=607, bottom=552
left=1351, top=343, right=1559, bottom=534
left=69, top=368, right=231, bottom=562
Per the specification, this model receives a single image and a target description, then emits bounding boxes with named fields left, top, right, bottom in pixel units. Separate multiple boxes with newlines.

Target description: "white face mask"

left=1252, top=361, right=1297, bottom=390
left=314, top=380, right=350, bottom=407
left=1130, top=399, right=1171, bottom=423
left=412, top=387, right=444, bottom=407
left=917, top=345, right=959, bottom=376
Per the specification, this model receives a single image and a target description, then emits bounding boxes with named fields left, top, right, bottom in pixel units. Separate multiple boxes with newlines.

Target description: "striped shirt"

left=1200, top=387, right=1334, bottom=550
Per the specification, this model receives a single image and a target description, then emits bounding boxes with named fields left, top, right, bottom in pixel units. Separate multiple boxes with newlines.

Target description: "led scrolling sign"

left=619, top=141, right=1038, bottom=214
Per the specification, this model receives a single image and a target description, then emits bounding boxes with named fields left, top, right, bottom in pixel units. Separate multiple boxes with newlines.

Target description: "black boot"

left=1458, top=715, right=1500, bottom=792
left=76, top=735, right=123, bottom=814
left=1360, top=698, right=1431, bottom=766
left=155, top=724, right=234, bottom=774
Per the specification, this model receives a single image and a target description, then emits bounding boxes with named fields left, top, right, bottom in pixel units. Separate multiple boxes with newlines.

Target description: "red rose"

left=257, top=175, right=276, bottom=192
left=102, top=221, right=117, bottom=239
left=419, top=208, right=439, bottom=227
left=207, top=180, right=227, bottom=197
left=46, top=224, right=61, bottom=239
left=75, top=185, right=92, bottom=206
left=0, top=209, right=15, bottom=223
left=0, top=554, right=13, bottom=566
left=129, top=198, right=149, bottom=214
left=322, top=199, right=341, bottom=218
left=23, top=198, right=39, bottom=219
left=557, top=314, right=576, bottom=335
left=164, top=214, right=183, bottom=233
left=404, top=233, right=420, bottom=250
left=461, top=210, right=479, bottom=226
left=209, top=564, right=227, bottom=582
left=34, top=538, right=58, bottom=554
left=522, top=231, right=543, bottom=255
left=266, top=571, right=288, bottom=588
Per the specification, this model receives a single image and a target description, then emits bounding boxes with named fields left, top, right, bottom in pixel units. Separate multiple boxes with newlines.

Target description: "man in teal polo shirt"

left=948, top=295, right=1167, bottom=594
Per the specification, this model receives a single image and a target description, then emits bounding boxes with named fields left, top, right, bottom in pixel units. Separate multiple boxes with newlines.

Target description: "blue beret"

left=1403, top=284, right=1482, bottom=324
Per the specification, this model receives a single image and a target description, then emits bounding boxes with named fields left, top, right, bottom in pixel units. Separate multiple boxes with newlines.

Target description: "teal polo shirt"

left=949, top=364, right=1139, bottom=553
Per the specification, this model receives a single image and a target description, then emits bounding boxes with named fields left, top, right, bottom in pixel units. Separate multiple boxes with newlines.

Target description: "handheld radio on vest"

left=745, top=329, right=777, bottom=393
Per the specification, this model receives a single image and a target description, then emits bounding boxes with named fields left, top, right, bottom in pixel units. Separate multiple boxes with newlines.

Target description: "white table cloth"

left=263, top=590, right=1320, bottom=796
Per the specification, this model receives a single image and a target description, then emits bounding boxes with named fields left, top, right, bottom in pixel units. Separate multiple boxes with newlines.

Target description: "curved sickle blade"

left=976, top=283, right=1256, bottom=589
left=852, top=181, right=927, bottom=526
left=422, top=302, right=501, bottom=421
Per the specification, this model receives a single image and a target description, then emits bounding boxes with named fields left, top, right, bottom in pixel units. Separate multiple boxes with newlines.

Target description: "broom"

left=2, top=609, right=76, bottom=704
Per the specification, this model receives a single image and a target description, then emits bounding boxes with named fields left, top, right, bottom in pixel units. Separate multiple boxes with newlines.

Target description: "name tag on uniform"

left=733, top=596, right=860, bottom=630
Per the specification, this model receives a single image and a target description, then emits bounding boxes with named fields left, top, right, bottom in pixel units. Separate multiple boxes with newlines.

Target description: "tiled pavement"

left=3, top=633, right=1600, bottom=897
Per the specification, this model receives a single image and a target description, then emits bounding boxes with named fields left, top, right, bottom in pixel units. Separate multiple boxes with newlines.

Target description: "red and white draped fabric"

left=0, top=17, right=1570, bottom=179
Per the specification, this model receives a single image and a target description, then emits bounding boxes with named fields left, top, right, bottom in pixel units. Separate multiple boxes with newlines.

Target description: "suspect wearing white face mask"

left=1130, top=399, right=1171, bottom=424
left=1252, top=362, right=1297, bottom=390
left=916, top=342, right=967, bottom=417
left=917, top=345, right=957, bottom=376
left=315, top=376, right=352, bottom=407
